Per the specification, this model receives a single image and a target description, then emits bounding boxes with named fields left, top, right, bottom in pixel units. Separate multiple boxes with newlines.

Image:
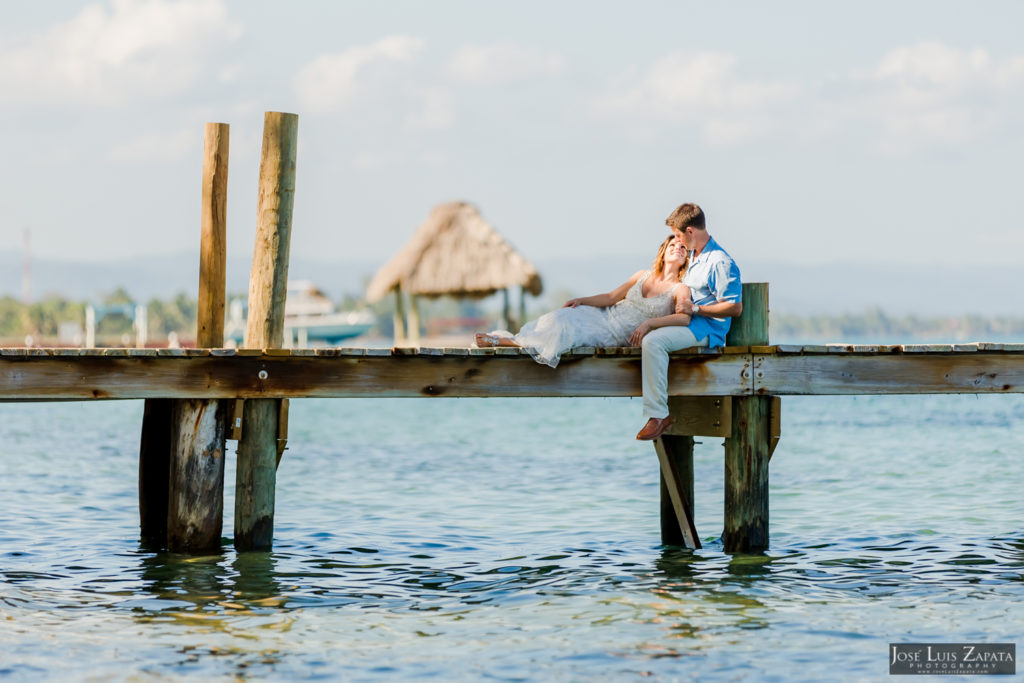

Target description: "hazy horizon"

left=3, top=1, right=1023, bottom=316
left=3, top=247, right=1021, bottom=318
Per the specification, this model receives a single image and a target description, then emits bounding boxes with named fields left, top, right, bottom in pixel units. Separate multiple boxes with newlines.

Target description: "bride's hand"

left=564, top=298, right=582, bottom=308
left=629, top=321, right=653, bottom=346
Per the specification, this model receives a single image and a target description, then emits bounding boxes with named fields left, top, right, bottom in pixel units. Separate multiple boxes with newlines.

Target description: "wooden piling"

left=236, top=111, right=298, bottom=551
left=138, top=398, right=172, bottom=548
left=723, top=282, right=772, bottom=553
left=167, top=398, right=227, bottom=551
left=723, top=395, right=771, bottom=552
left=165, top=122, right=230, bottom=554
left=197, top=122, right=229, bottom=347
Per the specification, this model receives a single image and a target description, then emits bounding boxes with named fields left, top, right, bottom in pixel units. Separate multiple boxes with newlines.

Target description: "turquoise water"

left=1, top=395, right=1022, bottom=680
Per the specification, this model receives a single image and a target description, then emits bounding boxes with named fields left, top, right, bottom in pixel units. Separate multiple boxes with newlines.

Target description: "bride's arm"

left=627, top=285, right=693, bottom=345
left=564, top=270, right=644, bottom=308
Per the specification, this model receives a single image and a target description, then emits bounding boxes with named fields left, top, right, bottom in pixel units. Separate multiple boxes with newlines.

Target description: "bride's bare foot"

left=475, top=333, right=520, bottom=348
left=475, top=333, right=498, bottom=347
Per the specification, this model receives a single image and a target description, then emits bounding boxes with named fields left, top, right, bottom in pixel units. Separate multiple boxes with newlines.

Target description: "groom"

left=633, top=203, right=743, bottom=440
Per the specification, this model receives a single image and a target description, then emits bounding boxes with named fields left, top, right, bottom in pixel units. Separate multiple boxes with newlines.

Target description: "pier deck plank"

left=1, top=346, right=1023, bottom=400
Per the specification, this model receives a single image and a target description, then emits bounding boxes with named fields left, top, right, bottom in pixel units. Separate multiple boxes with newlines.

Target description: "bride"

left=476, top=236, right=692, bottom=367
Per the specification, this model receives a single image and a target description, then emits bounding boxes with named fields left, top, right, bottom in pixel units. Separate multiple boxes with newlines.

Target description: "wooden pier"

left=3, top=340, right=1023, bottom=554
left=5, top=111, right=1022, bottom=556
left=3, top=342, right=1022, bottom=401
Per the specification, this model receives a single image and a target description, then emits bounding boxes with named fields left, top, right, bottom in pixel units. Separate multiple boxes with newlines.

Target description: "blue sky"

left=2, top=0, right=1023, bottom=283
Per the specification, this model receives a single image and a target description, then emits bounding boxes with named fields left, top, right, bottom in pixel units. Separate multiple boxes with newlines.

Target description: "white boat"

left=226, top=281, right=376, bottom=347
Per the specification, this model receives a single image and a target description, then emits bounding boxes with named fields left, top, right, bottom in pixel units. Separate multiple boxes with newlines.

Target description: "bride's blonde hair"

left=652, top=236, right=687, bottom=281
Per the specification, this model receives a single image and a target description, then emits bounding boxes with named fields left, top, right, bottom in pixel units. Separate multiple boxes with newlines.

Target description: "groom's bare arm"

left=678, top=300, right=743, bottom=317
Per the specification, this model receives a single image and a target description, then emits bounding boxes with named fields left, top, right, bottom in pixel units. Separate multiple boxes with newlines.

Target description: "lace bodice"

left=509, top=271, right=679, bottom=367
left=605, top=272, right=678, bottom=334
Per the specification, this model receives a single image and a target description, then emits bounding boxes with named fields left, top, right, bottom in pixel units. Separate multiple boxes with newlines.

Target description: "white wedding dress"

left=502, top=271, right=679, bottom=368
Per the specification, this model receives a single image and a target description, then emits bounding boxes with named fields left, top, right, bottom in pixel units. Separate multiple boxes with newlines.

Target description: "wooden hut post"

left=408, top=294, right=421, bottom=344
left=723, top=282, right=771, bottom=553
left=166, top=122, right=230, bottom=553
left=392, top=285, right=406, bottom=344
left=518, top=285, right=527, bottom=332
left=236, top=111, right=298, bottom=551
left=502, top=288, right=512, bottom=331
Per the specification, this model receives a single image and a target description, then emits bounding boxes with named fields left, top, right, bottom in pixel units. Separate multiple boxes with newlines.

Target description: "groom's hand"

left=564, top=298, right=581, bottom=308
left=629, top=321, right=653, bottom=346
left=676, top=299, right=694, bottom=315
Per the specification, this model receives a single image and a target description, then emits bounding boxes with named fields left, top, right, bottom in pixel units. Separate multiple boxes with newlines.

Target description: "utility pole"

left=22, top=227, right=31, bottom=305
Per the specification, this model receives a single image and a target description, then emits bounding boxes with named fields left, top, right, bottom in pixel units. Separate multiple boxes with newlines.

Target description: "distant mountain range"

left=1, top=250, right=1021, bottom=317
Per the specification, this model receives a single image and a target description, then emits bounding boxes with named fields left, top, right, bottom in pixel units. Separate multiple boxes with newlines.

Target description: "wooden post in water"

left=723, top=282, right=771, bottom=553
left=197, top=122, right=229, bottom=348
left=139, top=398, right=172, bottom=548
left=166, top=122, right=230, bottom=553
left=236, top=111, right=298, bottom=551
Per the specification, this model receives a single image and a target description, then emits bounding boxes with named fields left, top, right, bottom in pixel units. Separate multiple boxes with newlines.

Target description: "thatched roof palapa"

left=366, top=201, right=543, bottom=302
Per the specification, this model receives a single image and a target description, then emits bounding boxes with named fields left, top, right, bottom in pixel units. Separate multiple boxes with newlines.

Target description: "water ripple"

left=1, top=397, right=1023, bottom=679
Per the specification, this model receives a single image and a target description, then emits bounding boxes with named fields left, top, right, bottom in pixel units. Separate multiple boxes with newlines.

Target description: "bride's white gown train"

left=499, top=272, right=678, bottom=368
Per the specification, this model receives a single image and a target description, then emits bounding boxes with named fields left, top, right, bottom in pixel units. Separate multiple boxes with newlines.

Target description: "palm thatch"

left=365, top=201, right=543, bottom=302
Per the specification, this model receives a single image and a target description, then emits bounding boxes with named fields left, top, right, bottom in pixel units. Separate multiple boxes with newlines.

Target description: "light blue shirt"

left=682, top=235, right=742, bottom=348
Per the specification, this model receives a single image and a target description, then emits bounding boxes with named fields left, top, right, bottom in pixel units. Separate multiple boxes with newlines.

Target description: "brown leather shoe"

left=635, top=416, right=673, bottom=441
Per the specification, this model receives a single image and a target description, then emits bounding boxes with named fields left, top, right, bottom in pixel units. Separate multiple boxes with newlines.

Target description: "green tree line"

left=4, top=291, right=1021, bottom=345
left=771, top=308, right=1024, bottom=341
left=1, top=289, right=198, bottom=345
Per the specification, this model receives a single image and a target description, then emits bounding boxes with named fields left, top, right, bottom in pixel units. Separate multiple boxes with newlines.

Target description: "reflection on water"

left=1, top=396, right=1023, bottom=679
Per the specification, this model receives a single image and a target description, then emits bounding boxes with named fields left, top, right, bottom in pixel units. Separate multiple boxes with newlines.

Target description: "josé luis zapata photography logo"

left=890, top=643, right=1015, bottom=675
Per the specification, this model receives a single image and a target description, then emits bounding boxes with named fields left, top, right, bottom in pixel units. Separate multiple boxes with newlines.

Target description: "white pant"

left=641, top=327, right=709, bottom=419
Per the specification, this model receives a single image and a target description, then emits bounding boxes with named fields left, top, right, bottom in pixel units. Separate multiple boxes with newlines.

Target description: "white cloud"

left=448, top=43, right=566, bottom=84
left=0, top=0, right=242, bottom=106
left=596, top=51, right=798, bottom=146
left=850, top=42, right=1024, bottom=153
left=870, top=42, right=1024, bottom=90
left=294, top=35, right=425, bottom=114
left=598, top=43, right=1024, bottom=153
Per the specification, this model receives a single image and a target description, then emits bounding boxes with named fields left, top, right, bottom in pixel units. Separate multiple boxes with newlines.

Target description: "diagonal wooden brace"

left=655, top=436, right=701, bottom=550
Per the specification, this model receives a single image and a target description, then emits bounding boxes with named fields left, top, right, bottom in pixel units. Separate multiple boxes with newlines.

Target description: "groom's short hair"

left=665, top=203, right=706, bottom=231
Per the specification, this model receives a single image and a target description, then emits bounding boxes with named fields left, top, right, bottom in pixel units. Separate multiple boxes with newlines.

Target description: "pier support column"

left=236, top=111, right=298, bottom=551
left=723, top=396, right=771, bottom=552
left=139, top=399, right=172, bottom=548
left=657, top=431, right=700, bottom=549
left=167, top=121, right=230, bottom=554
left=723, top=283, right=771, bottom=553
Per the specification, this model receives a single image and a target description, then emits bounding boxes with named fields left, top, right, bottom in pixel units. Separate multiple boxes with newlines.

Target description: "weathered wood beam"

left=664, top=396, right=731, bottom=437
left=167, top=398, right=227, bottom=552
left=755, top=352, right=1024, bottom=395
left=197, top=122, right=229, bottom=347
left=236, top=111, right=297, bottom=552
left=5, top=350, right=1024, bottom=400
left=723, top=395, right=771, bottom=553
left=724, top=282, right=771, bottom=553
left=0, top=353, right=749, bottom=400
left=165, top=121, right=231, bottom=554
